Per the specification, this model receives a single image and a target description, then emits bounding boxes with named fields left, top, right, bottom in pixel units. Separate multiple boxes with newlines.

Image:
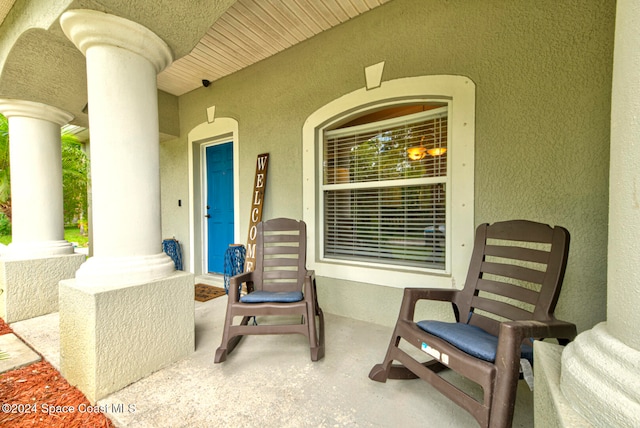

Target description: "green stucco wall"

left=164, top=0, right=615, bottom=332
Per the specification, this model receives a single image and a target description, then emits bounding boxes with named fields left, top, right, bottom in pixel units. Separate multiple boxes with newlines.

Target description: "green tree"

left=0, top=113, right=89, bottom=230
left=0, top=114, right=11, bottom=222
left=61, top=132, right=89, bottom=228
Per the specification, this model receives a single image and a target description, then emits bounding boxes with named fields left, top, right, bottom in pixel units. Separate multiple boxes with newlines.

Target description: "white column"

left=0, top=99, right=75, bottom=258
left=61, top=9, right=174, bottom=287
left=560, top=0, right=640, bottom=426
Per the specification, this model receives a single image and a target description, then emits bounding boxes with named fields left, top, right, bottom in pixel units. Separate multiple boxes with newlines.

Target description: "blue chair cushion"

left=240, top=290, right=304, bottom=303
left=416, top=320, right=533, bottom=364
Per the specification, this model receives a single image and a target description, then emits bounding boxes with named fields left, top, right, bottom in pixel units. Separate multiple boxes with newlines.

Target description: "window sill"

left=311, top=258, right=460, bottom=289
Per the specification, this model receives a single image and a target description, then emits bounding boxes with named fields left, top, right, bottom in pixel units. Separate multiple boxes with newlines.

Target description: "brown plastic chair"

left=369, top=220, right=576, bottom=427
left=215, top=218, right=324, bottom=363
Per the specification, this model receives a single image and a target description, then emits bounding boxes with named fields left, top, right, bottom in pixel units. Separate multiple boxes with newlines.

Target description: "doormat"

left=195, top=284, right=226, bottom=302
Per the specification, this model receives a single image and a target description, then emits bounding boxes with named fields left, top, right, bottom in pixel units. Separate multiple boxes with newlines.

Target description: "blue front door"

left=206, top=142, right=234, bottom=274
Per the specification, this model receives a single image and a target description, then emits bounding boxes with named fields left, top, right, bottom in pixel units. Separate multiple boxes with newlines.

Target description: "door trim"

left=188, top=117, right=240, bottom=275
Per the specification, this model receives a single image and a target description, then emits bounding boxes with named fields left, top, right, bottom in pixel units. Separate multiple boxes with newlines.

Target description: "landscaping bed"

left=0, top=318, right=113, bottom=428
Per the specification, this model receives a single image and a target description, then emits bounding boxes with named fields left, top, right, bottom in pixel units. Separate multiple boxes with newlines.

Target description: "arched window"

left=303, top=75, right=475, bottom=288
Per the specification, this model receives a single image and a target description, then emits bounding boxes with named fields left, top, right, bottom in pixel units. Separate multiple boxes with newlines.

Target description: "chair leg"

left=307, top=301, right=325, bottom=361
left=214, top=346, right=229, bottom=363
left=488, top=343, right=522, bottom=427
left=214, top=315, right=252, bottom=363
left=369, top=363, right=391, bottom=382
left=309, top=307, right=325, bottom=361
left=370, top=328, right=447, bottom=381
left=371, top=356, right=423, bottom=381
left=317, top=307, right=325, bottom=358
left=369, top=327, right=443, bottom=381
left=369, top=329, right=402, bottom=382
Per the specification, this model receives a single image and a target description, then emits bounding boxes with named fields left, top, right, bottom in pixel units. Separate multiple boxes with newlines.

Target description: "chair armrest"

left=399, top=288, right=459, bottom=321
left=495, top=318, right=577, bottom=369
left=499, top=318, right=577, bottom=343
left=228, top=271, right=255, bottom=302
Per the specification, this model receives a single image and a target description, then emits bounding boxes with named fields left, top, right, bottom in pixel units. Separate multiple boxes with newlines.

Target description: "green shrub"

left=0, top=213, right=10, bottom=236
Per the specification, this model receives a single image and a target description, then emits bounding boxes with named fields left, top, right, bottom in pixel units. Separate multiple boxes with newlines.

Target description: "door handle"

left=205, top=214, right=211, bottom=218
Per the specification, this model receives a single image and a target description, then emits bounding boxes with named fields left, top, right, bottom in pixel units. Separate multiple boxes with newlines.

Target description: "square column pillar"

left=59, top=271, right=194, bottom=403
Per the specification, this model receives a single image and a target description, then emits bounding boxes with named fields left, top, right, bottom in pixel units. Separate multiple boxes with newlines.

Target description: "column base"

left=0, top=253, right=85, bottom=322
left=6, top=240, right=75, bottom=259
left=560, top=322, right=640, bottom=427
left=533, top=341, right=591, bottom=427
left=59, top=271, right=195, bottom=403
left=75, top=252, right=175, bottom=287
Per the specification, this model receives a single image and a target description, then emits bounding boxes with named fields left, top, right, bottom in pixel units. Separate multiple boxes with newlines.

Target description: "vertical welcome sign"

left=245, top=153, right=269, bottom=272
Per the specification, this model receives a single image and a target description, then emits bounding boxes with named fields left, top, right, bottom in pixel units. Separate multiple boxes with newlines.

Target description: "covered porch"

left=1, top=0, right=639, bottom=426
left=11, top=292, right=535, bottom=427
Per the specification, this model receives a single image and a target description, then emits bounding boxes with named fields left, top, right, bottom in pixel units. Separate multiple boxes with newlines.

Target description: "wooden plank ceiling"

left=157, top=0, right=391, bottom=96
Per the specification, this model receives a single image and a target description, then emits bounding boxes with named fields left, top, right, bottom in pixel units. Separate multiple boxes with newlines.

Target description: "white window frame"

left=302, top=75, right=475, bottom=289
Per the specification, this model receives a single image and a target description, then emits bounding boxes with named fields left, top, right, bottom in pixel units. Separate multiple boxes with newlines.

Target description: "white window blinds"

left=322, top=107, right=448, bottom=270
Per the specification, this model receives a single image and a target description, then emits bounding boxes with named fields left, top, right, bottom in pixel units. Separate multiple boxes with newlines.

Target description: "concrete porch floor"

left=10, top=290, right=534, bottom=427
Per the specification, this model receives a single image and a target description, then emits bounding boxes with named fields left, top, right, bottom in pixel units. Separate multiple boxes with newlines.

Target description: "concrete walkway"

left=10, top=293, right=534, bottom=427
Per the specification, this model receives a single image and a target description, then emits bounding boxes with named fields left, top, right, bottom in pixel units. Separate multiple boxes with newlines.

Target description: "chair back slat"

left=484, top=219, right=555, bottom=242
left=264, top=258, right=300, bottom=267
left=263, top=270, right=299, bottom=280
left=264, top=246, right=301, bottom=255
left=484, top=244, right=550, bottom=264
left=476, top=278, right=539, bottom=305
left=470, top=296, right=533, bottom=323
left=480, top=261, right=546, bottom=284
left=457, top=220, right=570, bottom=331
left=263, top=229, right=299, bottom=244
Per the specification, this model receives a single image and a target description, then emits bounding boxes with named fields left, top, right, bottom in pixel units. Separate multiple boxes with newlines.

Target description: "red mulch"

left=0, top=318, right=11, bottom=335
left=0, top=318, right=114, bottom=428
